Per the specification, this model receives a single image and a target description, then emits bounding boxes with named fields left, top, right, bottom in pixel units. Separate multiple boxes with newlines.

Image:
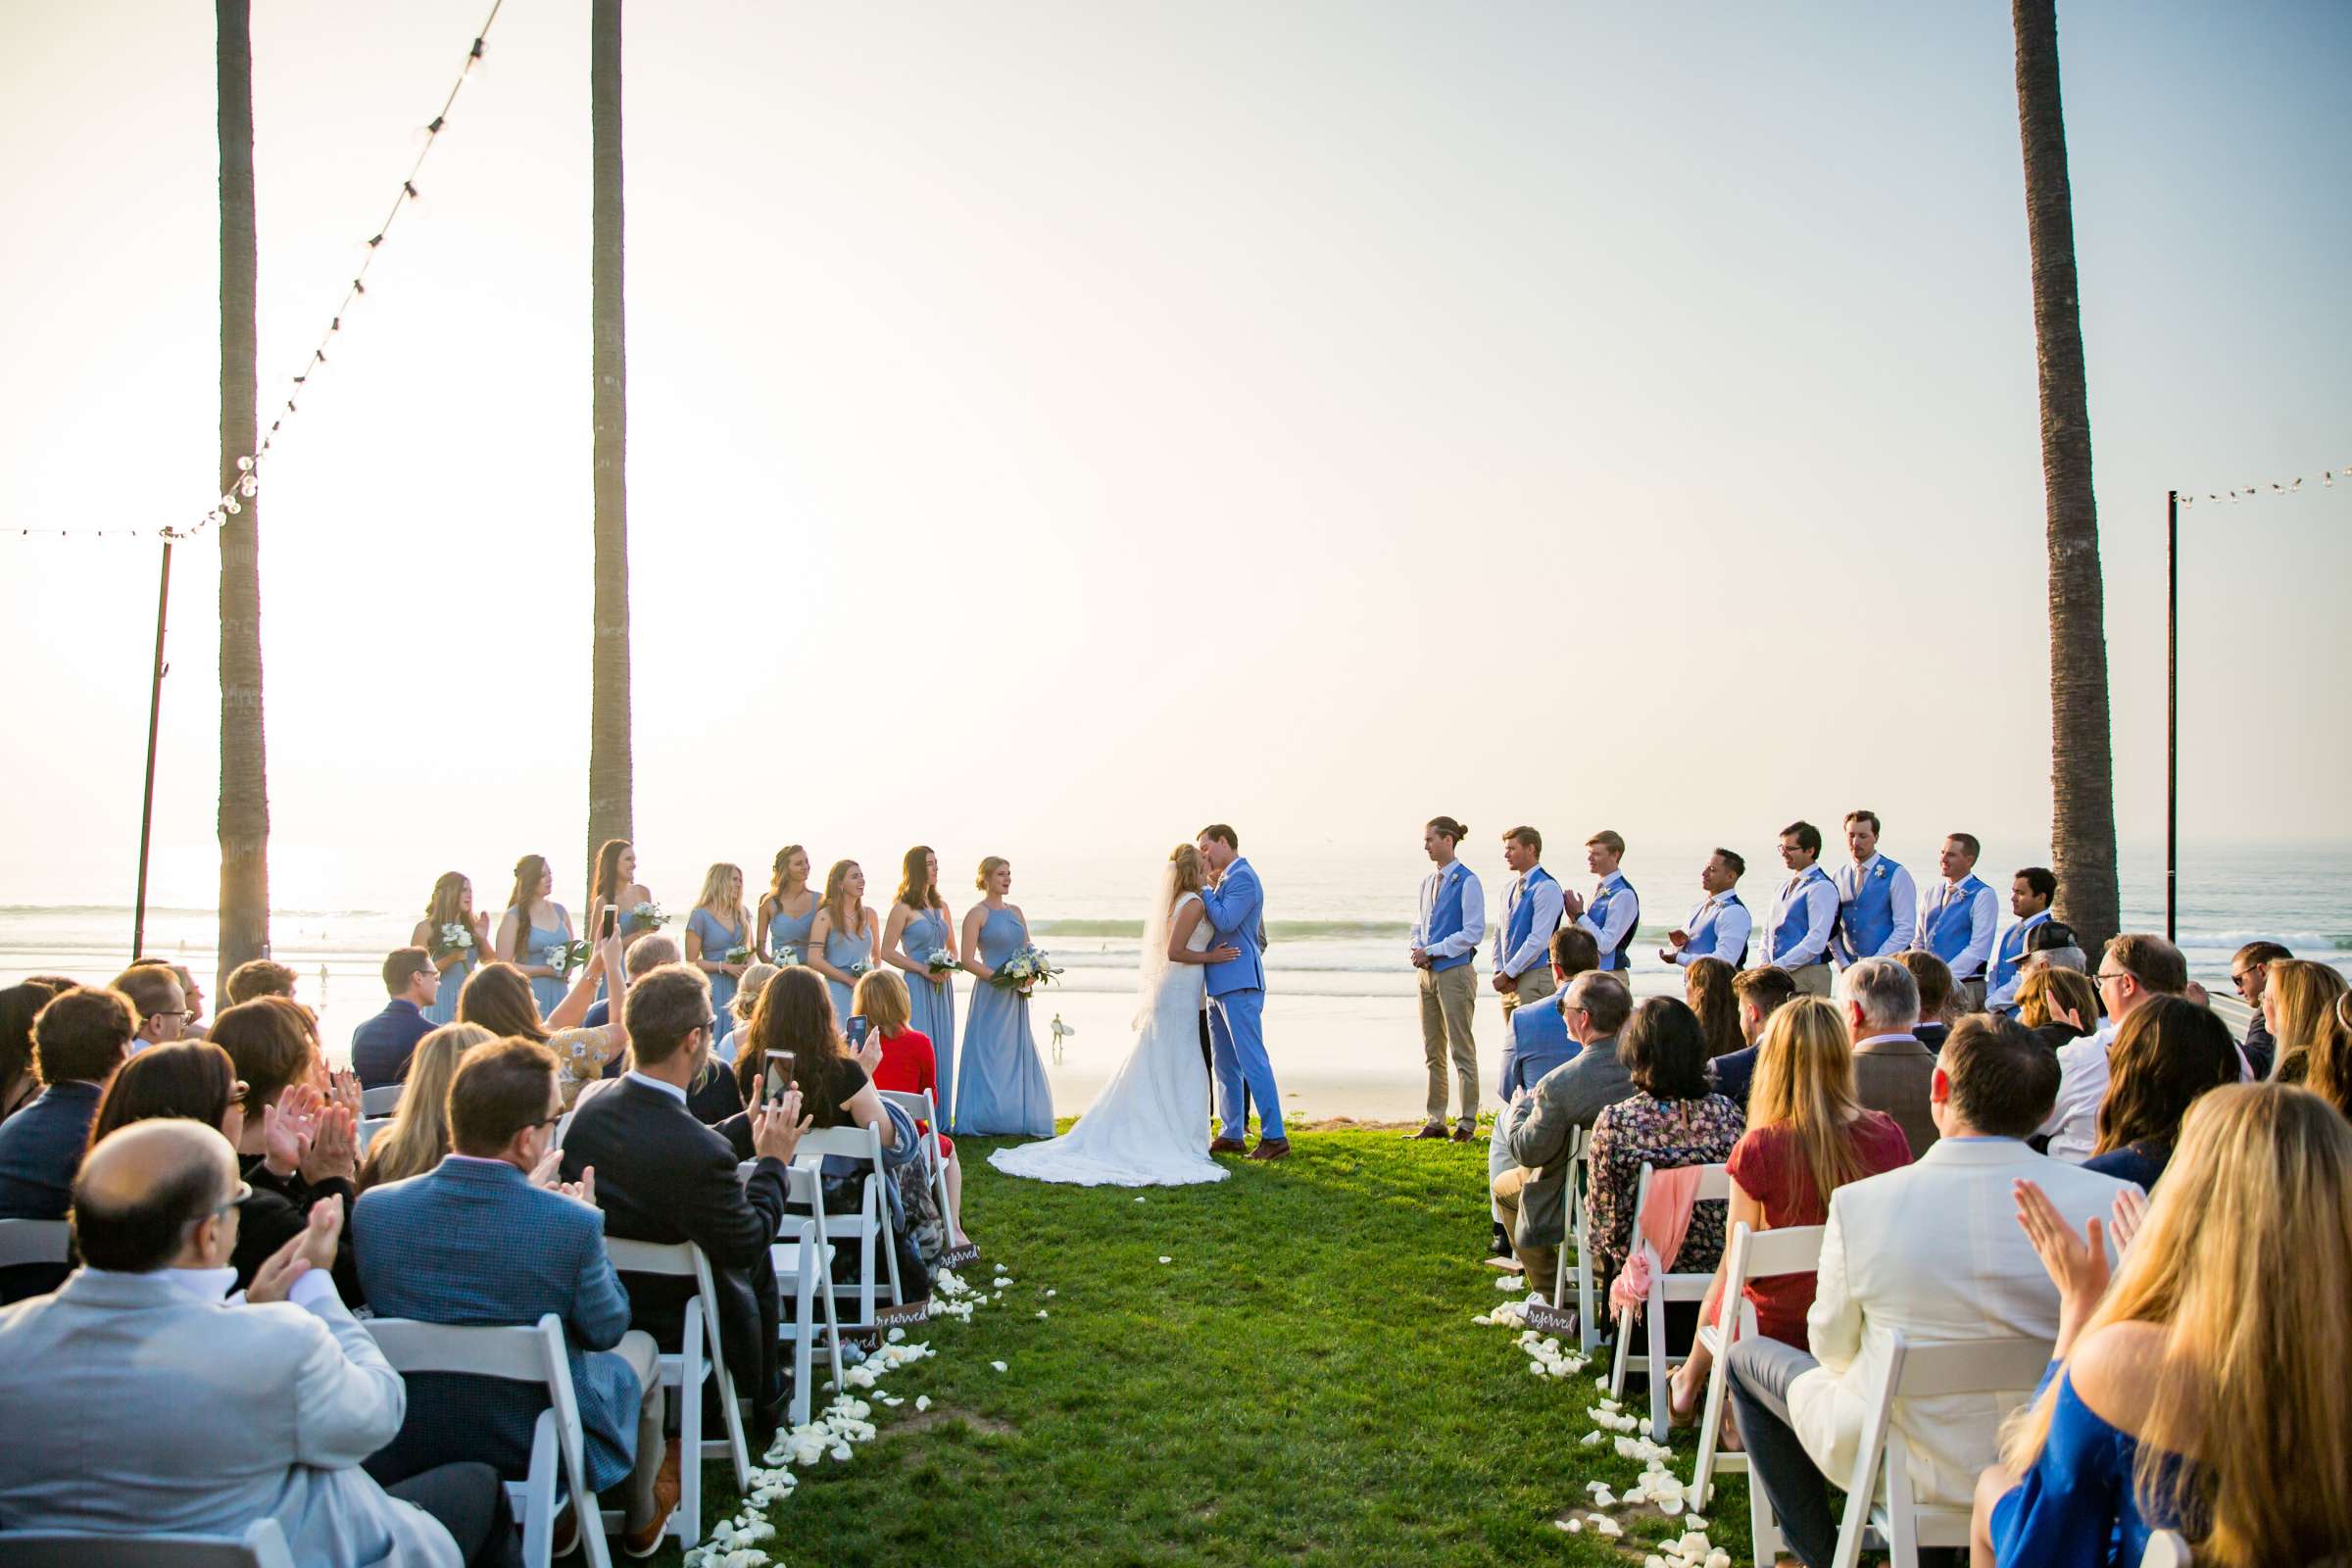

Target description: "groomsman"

left=1564, top=831, right=1641, bottom=980
left=1914, top=833, right=2000, bottom=1008
left=1830, top=809, right=1916, bottom=970
left=1409, top=815, right=1485, bottom=1142
left=1490, top=827, right=1564, bottom=1021
left=1661, top=849, right=1750, bottom=968
left=1984, top=865, right=2058, bottom=1013
left=1760, top=820, right=1838, bottom=996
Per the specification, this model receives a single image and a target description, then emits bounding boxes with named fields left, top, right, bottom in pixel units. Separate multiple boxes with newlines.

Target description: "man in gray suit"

left=1491, top=972, right=1638, bottom=1289
left=0, top=1119, right=517, bottom=1567
left=1843, top=957, right=1937, bottom=1159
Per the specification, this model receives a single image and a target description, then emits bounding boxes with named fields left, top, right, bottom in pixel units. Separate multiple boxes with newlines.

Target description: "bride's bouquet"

left=925, top=949, right=958, bottom=976
left=430, top=922, right=475, bottom=959
left=989, top=946, right=1062, bottom=996
left=626, top=900, right=668, bottom=933
left=545, top=939, right=593, bottom=979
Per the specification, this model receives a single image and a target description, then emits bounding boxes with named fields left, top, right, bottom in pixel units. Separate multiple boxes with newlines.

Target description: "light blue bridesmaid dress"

left=515, top=905, right=571, bottom=1020
left=822, top=916, right=870, bottom=1024
left=902, top=906, right=958, bottom=1131
left=423, top=951, right=472, bottom=1026
left=767, top=898, right=817, bottom=968
left=956, top=905, right=1054, bottom=1137
left=687, top=906, right=746, bottom=1020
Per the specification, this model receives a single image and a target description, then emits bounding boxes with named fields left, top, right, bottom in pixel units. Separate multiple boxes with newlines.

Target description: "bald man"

left=0, top=1121, right=518, bottom=1566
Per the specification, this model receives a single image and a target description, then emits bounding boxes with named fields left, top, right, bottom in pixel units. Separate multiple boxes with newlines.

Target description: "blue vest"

left=1504, top=866, right=1560, bottom=965
left=1589, top=875, right=1640, bottom=971
left=1924, top=875, right=1991, bottom=974
left=1990, top=909, right=2050, bottom=995
left=1503, top=999, right=1579, bottom=1098
left=1838, top=857, right=1904, bottom=961
left=1425, top=864, right=1474, bottom=973
left=1685, top=892, right=1748, bottom=967
left=1773, top=867, right=1832, bottom=963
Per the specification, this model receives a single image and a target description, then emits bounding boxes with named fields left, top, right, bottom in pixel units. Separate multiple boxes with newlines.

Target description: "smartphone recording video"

left=598, top=906, right=617, bottom=941
left=763, top=1052, right=796, bottom=1106
left=847, top=1014, right=870, bottom=1052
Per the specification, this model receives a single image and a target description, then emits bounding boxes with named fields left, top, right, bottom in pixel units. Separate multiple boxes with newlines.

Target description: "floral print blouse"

left=547, top=1025, right=623, bottom=1107
left=1585, top=1091, right=1745, bottom=1288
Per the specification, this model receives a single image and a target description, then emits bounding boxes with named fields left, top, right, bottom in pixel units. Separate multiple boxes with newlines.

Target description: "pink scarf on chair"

left=1607, top=1163, right=1704, bottom=1316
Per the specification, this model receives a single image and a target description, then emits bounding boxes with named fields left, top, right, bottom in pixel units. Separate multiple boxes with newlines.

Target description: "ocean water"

left=5, top=840, right=2340, bottom=1118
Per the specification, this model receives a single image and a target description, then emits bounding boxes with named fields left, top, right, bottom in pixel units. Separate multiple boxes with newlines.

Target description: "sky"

left=2, top=0, right=2347, bottom=913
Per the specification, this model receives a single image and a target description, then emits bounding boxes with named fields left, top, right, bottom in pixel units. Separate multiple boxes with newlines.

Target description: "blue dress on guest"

left=1989, top=1363, right=2187, bottom=1568
left=687, top=907, right=747, bottom=1020
left=822, top=917, right=870, bottom=1023
left=956, top=906, right=1054, bottom=1137
left=514, top=906, right=571, bottom=1020
left=902, top=906, right=958, bottom=1132
left=423, top=950, right=473, bottom=1026
left=766, top=899, right=817, bottom=968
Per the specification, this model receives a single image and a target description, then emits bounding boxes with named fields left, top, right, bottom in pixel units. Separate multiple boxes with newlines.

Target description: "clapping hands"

left=246, top=1198, right=343, bottom=1304
left=529, top=1148, right=598, bottom=1206
left=262, top=1084, right=322, bottom=1179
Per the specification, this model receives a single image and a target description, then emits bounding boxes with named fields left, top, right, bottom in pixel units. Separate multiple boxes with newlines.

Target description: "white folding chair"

left=790, top=1122, right=904, bottom=1326
left=1689, top=1220, right=1828, bottom=1561
left=0, top=1217, right=72, bottom=1271
left=367, top=1312, right=614, bottom=1568
left=2139, top=1530, right=2193, bottom=1568
left=360, top=1084, right=403, bottom=1117
left=740, top=1157, right=850, bottom=1424
left=0, top=1518, right=296, bottom=1567
left=1829, top=1333, right=2055, bottom=1568
left=1544, top=1129, right=1601, bottom=1352
left=357, top=1116, right=396, bottom=1152
left=876, top=1087, right=956, bottom=1241
left=605, top=1238, right=751, bottom=1548
left=1606, top=1161, right=1733, bottom=1439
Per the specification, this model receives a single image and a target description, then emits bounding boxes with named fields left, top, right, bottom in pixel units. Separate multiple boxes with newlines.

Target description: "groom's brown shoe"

left=1207, top=1137, right=1248, bottom=1154
left=1407, top=1122, right=1447, bottom=1140
left=1246, top=1138, right=1290, bottom=1161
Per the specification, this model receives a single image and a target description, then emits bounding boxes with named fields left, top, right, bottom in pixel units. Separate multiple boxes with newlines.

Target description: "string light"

left=2177, top=465, right=2351, bottom=507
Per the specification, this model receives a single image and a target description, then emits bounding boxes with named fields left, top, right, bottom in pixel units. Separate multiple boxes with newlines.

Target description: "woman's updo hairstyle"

left=975, top=856, right=1009, bottom=892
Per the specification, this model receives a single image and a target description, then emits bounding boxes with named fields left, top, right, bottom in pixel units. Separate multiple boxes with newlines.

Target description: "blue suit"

left=355, top=1154, right=644, bottom=1492
left=1498, top=997, right=1581, bottom=1101
left=1200, top=857, right=1282, bottom=1141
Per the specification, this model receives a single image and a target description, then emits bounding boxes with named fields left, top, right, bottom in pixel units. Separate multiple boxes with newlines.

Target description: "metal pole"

left=132, top=540, right=173, bottom=959
left=2165, top=490, right=2178, bottom=945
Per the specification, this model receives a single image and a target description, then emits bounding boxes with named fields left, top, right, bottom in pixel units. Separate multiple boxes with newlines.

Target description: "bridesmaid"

left=882, top=845, right=958, bottom=1132
left=685, top=862, right=752, bottom=1022
left=588, top=838, right=659, bottom=944
left=410, top=871, right=490, bottom=1026
left=956, top=856, right=1054, bottom=1137
left=807, top=859, right=880, bottom=1024
left=758, top=845, right=819, bottom=967
left=495, top=854, right=573, bottom=1020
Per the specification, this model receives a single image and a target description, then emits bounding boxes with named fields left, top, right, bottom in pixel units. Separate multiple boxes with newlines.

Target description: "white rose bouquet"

left=723, top=944, right=756, bottom=966
left=989, top=946, right=1062, bottom=995
left=925, top=949, right=958, bottom=976
left=627, top=900, right=668, bottom=933
left=545, top=939, right=592, bottom=979
left=431, top=922, right=475, bottom=959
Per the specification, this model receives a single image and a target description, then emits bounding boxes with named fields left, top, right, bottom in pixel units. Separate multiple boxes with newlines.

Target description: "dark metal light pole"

left=2165, top=489, right=2178, bottom=944
left=133, top=539, right=174, bottom=958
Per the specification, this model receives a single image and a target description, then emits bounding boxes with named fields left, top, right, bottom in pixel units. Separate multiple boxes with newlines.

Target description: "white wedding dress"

left=988, top=879, right=1228, bottom=1188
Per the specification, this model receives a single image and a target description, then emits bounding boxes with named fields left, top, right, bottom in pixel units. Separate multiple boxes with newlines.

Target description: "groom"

left=1197, top=823, right=1287, bottom=1161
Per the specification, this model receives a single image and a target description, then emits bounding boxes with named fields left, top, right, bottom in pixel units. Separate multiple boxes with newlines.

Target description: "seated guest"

left=1584, top=998, right=1744, bottom=1304
left=2018, top=963, right=2100, bottom=1051
left=1727, top=1014, right=2132, bottom=1568
left=1492, top=973, right=1637, bottom=1294
left=224, top=957, right=298, bottom=1005
left=1685, top=956, right=1746, bottom=1059
left=855, top=967, right=971, bottom=1250
left=2081, top=996, right=2238, bottom=1191
left=1975, top=1085, right=2352, bottom=1568
left=351, top=947, right=441, bottom=1090
left=719, top=960, right=781, bottom=1060
left=1665, top=996, right=1911, bottom=1423
left=1710, top=965, right=1800, bottom=1111
left=1911, top=833, right=2000, bottom=1009
left=112, top=961, right=191, bottom=1053
left=456, top=933, right=629, bottom=1106
left=2228, top=939, right=2291, bottom=1078
left=0, top=1119, right=515, bottom=1566
left=580, top=932, right=679, bottom=1033
left=2263, top=956, right=2349, bottom=1090
left=359, top=1040, right=678, bottom=1556
left=0, top=978, right=70, bottom=1123
left=559, top=963, right=809, bottom=1440
left=0, top=985, right=136, bottom=1301
left=1895, top=949, right=1955, bottom=1053
left=358, top=1023, right=492, bottom=1192
left=1487, top=928, right=1600, bottom=1260
left=1984, top=865, right=2057, bottom=1013
left=2043, top=935, right=2188, bottom=1163
left=211, top=997, right=363, bottom=1301
left=1842, top=957, right=1938, bottom=1158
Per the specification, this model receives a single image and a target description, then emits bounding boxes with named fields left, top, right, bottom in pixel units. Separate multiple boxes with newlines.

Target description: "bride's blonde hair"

left=1168, top=843, right=1205, bottom=903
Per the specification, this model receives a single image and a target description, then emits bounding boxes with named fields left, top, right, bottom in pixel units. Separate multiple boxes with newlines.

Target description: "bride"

left=988, top=843, right=1241, bottom=1187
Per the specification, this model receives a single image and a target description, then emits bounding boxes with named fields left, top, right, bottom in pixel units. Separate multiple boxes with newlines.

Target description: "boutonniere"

left=1873, top=863, right=1887, bottom=881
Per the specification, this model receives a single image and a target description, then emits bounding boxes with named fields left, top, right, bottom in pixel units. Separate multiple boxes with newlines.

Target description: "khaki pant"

left=1491, top=1166, right=1557, bottom=1290
left=613, top=1329, right=668, bottom=1531
left=1418, top=961, right=1479, bottom=1126
left=1498, top=964, right=1557, bottom=1023
left=1788, top=961, right=1833, bottom=998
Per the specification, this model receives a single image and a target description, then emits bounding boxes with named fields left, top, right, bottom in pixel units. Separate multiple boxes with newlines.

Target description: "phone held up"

left=598, top=906, right=618, bottom=941
left=763, top=1052, right=796, bottom=1107
left=846, top=1013, right=871, bottom=1053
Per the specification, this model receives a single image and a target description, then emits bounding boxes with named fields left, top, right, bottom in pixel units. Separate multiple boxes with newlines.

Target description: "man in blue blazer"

left=350, top=947, right=440, bottom=1090
left=357, top=1038, right=677, bottom=1556
left=1197, top=824, right=1286, bottom=1160
left=0, top=986, right=137, bottom=1302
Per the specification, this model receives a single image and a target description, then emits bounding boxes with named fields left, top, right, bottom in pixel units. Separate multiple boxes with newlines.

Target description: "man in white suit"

left=0, top=1119, right=516, bottom=1567
left=1725, top=1014, right=2132, bottom=1568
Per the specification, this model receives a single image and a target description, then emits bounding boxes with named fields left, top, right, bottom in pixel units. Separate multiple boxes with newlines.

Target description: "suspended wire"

left=2176, top=466, right=2352, bottom=507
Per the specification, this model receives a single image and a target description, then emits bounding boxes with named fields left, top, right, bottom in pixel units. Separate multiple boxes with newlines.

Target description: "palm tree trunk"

left=2011, top=0, right=2119, bottom=954
left=588, top=0, right=633, bottom=882
left=217, top=0, right=270, bottom=988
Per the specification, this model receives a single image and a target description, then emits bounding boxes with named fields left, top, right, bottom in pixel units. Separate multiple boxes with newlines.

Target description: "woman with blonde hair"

left=1974, top=1084, right=2352, bottom=1567
left=722, top=960, right=780, bottom=1058
left=410, top=871, right=490, bottom=1026
left=880, top=846, right=959, bottom=1132
left=1683, top=956, right=1744, bottom=1058
left=1664, top=995, right=1911, bottom=1424
left=685, top=862, right=753, bottom=1023
left=758, top=845, right=818, bottom=967
left=807, top=859, right=880, bottom=1025
left=456, top=928, right=629, bottom=1106
left=957, top=856, right=1055, bottom=1139
left=2262, top=957, right=2350, bottom=1090
left=495, top=853, right=573, bottom=1019
left=356, top=1022, right=493, bottom=1192
left=2018, top=964, right=2100, bottom=1048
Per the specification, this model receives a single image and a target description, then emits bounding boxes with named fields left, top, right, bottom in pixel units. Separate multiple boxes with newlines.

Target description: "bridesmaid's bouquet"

left=989, top=946, right=1062, bottom=996
left=849, top=959, right=877, bottom=979
left=627, top=900, right=668, bottom=933
left=430, top=922, right=475, bottom=959
left=723, top=944, right=756, bottom=966
left=545, top=939, right=592, bottom=979
left=772, top=949, right=804, bottom=967
left=925, top=949, right=958, bottom=976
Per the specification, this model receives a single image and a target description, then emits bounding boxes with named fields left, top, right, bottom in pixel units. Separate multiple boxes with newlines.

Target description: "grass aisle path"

left=657, top=1128, right=1754, bottom=1566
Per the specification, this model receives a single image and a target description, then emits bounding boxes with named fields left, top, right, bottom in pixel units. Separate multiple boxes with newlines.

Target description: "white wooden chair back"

left=788, top=1121, right=903, bottom=1321
left=1830, top=1333, right=2055, bottom=1568
left=1543, top=1128, right=1596, bottom=1350
left=0, top=1519, right=297, bottom=1567
left=1690, top=1220, right=1827, bottom=1561
left=0, top=1217, right=71, bottom=1270
left=366, top=1312, right=612, bottom=1568
left=875, top=1087, right=956, bottom=1237
left=357, top=1116, right=396, bottom=1152
left=360, top=1084, right=403, bottom=1117
left=740, top=1157, right=850, bottom=1426
left=604, top=1238, right=750, bottom=1547
left=1607, top=1160, right=1732, bottom=1440
left=2139, top=1531, right=2192, bottom=1568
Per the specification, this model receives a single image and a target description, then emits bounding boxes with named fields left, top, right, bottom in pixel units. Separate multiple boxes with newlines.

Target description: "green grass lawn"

left=644, top=1126, right=1752, bottom=1567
